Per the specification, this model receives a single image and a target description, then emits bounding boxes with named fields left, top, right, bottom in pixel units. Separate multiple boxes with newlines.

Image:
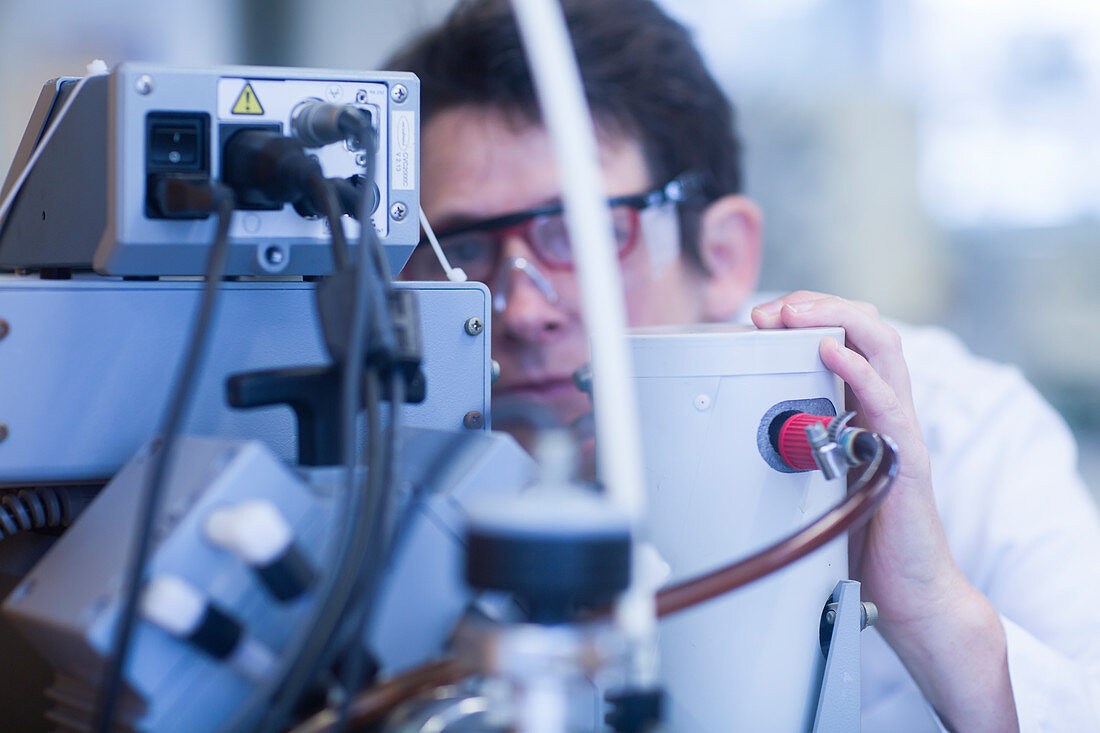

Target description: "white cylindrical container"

left=630, top=324, right=847, bottom=731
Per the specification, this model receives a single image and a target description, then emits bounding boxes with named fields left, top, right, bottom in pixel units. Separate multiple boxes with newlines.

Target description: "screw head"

left=694, top=394, right=711, bottom=411
left=0, top=423, right=8, bottom=442
left=464, top=316, right=484, bottom=336
left=264, top=246, right=285, bottom=266
left=463, top=411, right=485, bottom=430
left=354, top=152, right=368, bottom=167
left=390, top=202, right=408, bottom=221
left=390, top=83, right=408, bottom=103
left=355, top=89, right=369, bottom=104
left=135, top=74, right=154, bottom=95
left=0, top=319, right=9, bottom=339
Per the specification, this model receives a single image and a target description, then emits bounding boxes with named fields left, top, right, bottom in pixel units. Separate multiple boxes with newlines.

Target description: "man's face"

left=419, top=106, right=714, bottom=432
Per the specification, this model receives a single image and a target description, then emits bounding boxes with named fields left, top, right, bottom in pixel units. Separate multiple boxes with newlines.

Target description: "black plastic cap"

left=465, top=528, right=631, bottom=624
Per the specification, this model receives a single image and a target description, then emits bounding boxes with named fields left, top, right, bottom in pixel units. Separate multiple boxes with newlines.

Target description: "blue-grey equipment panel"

left=0, top=277, right=491, bottom=484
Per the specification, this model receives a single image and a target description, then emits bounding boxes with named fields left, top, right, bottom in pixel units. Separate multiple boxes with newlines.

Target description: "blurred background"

left=2, top=0, right=1098, bottom=496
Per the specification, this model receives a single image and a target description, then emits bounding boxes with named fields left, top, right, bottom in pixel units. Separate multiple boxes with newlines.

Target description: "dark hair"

left=385, top=0, right=742, bottom=267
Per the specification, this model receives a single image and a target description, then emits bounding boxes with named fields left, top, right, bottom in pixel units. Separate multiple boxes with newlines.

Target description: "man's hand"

left=752, top=291, right=1019, bottom=732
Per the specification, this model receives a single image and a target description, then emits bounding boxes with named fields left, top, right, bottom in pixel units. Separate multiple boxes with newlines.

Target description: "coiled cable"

left=0, top=486, right=95, bottom=540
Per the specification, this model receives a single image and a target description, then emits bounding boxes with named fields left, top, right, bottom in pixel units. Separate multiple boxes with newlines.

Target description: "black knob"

left=226, top=365, right=343, bottom=466
left=465, top=492, right=631, bottom=625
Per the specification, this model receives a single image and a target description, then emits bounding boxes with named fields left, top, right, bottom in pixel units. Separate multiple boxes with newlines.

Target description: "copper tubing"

left=288, top=658, right=470, bottom=733
left=657, top=433, right=897, bottom=617
left=288, top=435, right=898, bottom=732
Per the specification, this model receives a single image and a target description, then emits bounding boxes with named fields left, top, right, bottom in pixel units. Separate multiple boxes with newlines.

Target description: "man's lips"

left=495, top=376, right=580, bottom=401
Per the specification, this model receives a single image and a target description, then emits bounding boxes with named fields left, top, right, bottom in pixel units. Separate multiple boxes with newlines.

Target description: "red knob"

left=777, top=413, right=834, bottom=471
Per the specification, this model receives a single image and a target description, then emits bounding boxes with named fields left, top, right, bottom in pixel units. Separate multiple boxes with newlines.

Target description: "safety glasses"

left=405, top=172, right=702, bottom=283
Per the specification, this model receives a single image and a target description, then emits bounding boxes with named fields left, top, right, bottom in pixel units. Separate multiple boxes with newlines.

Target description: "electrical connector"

left=290, top=101, right=373, bottom=149
left=771, top=411, right=877, bottom=479
left=221, top=130, right=323, bottom=211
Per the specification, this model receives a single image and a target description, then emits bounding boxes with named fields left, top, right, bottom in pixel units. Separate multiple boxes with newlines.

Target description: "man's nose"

left=493, top=235, right=565, bottom=341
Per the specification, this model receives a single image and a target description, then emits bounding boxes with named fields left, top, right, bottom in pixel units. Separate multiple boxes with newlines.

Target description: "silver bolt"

left=463, top=411, right=485, bottom=430
left=354, top=152, right=368, bottom=167
left=0, top=319, right=9, bottom=339
left=265, top=246, right=285, bottom=266
left=464, top=317, right=484, bottom=336
left=135, top=74, right=154, bottom=95
left=390, top=202, right=408, bottom=221
left=491, top=359, right=501, bottom=384
left=390, top=83, right=408, bottom=103
left=860, top=602, right=878, bottom=630
left=824, top=608, right=836, bottom=625
left=355, top=89, right=369, bottom=104
left=0, top=423, right=8, bottom=442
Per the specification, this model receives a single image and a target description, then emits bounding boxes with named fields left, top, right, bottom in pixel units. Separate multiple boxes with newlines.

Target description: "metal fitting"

left=806, top=422, right=846, bottom=480
left=860, top=602, right=878, bottom=630
left=491, top=360, right=501, bottom=384
left=463, top=411, right=485, bottom=430
left=390, top=84, right=408, bottom=103
left=0, top=319, right=9, bottom=340
left=355, top=89, right=369, bottom=105
left=135, top=74, right=154, bottom=95
left=390, top=202, right=408, bottom=221
left=464, top=317, right=484, bottom=336
left=0, top=424, right=8, bottom=442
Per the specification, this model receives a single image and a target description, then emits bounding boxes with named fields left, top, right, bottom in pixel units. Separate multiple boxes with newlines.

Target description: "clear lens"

left=529, top=213, right=572, bottom=265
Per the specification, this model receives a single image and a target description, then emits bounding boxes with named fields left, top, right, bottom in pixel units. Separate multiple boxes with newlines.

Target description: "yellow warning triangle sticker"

left=232, top=83, right=264, bottom=115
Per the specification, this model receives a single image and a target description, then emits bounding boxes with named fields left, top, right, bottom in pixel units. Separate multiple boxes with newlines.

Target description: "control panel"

left=0, top=64, right=420, bottom=277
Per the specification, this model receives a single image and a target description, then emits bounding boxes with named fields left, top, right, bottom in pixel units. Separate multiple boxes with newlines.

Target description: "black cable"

left=295, top=370, right=389, bottom=733
left=95, top=183, right=234, bottom=733
left=259, top=117, right=403, bottom=733
left=334, top=372, right=404, bottom=731
left=221, top=226, right=372, bottom=733
left=0, top=485, right=97, bottom=540
left=308, top=173, right=350, bottom=271
left=255, top=367, right=385, bottom=733
left=218, top=301, right=370, bottom=731
left=327, top=119, right=405, bottom=730
left=267, top=118, right=400, bottom=731
left=225, top=121, right=395, bottom=733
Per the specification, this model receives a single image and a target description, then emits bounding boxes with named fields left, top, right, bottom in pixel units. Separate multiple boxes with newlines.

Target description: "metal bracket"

left=812, top=580, right=863, bottom=732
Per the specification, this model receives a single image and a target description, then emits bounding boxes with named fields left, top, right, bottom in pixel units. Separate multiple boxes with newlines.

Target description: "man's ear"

left=696, top=194, right=763, bottom=321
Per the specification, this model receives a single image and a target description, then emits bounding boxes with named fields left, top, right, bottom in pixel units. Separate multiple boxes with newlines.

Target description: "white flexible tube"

left=419, top=208, right=467, bottom=282
left=508, top=0, right=655, bottom=658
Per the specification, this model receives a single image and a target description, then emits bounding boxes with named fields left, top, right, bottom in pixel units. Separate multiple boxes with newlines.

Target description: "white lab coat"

left=856, top=323, right=1100, bottom=731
